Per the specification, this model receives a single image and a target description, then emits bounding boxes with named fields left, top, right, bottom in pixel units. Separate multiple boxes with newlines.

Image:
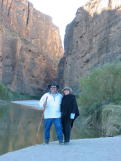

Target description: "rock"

left=59, top=0, right=121, bottom=92
left=0, top=0, right=63, bottom=96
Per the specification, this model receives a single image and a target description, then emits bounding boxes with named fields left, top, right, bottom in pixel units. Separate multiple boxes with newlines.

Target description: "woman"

left=61, top=87, right=79, bottom=144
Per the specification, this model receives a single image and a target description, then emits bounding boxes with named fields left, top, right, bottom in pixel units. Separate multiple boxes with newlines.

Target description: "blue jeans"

left=44, top=118, right=63, bottom=142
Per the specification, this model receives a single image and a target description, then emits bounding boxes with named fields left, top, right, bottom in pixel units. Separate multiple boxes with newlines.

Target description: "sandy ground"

left=0, top=136, right=121, bottom=161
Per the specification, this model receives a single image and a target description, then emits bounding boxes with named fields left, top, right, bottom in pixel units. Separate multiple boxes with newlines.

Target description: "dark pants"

left=61, top=116, right=73, bottom=142
left=44, top=118, right=63, bottom=143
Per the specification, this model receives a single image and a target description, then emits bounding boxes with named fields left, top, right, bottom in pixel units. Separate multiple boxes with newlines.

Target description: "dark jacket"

left=61, top=94, right=79, bottom=126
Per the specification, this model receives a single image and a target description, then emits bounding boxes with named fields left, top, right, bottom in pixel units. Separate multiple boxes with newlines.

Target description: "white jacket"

left=39, top=92, right=62, bottom=119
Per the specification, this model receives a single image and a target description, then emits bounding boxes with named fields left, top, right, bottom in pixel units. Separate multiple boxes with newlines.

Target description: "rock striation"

left=59, top=0, right=121, bottom=92
left=0, top=0, right=63, bottom=96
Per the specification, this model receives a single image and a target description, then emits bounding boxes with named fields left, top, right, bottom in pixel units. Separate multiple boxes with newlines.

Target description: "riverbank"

left=0, top=82, right=32, bottom=101
left=0, top=136, right=121, bottom=161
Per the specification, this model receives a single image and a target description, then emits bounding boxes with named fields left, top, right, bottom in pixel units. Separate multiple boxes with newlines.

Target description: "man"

left=39, top=84, right=63, bottom=144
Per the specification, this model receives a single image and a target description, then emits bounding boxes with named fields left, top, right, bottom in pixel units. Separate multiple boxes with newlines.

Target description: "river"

left=0, top=100, right=101, bottom=155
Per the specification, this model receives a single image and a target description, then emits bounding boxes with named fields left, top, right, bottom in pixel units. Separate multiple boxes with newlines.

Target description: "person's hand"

left=70, top=113, right=75, bottom=119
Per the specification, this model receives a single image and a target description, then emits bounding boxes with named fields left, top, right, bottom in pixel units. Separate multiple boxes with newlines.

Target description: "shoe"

left=64, top=141, right=69, bottom=145
left=45, top=140, right=49, bottom=144
left=59, top=141, right=64, bottom=145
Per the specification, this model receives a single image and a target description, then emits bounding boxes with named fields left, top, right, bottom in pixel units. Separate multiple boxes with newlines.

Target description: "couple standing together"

left=39, top=84, right=79, bottom=145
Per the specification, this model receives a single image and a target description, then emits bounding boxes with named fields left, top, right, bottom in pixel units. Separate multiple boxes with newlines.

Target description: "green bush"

left=0, top=83, right=32, bottom=100
left=0, top=83, right=9, bottom=99
left=78, top=62, right=121, bottom=116
left=102, top=104, right=121, bottom=136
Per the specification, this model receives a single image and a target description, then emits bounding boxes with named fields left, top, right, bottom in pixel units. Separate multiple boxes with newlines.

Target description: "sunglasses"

left=50, top=86, right=57, bottom=88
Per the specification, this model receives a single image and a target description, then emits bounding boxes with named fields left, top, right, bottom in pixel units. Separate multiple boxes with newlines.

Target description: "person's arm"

left=70, top=95, right=79, bottom=119
left=43, top=96, right=48, bottom=111
left=39, top=94, right=48, bottom=110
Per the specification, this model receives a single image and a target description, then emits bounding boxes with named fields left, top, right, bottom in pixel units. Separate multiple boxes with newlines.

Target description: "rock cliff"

left=0, top=0, right=63, bottom=96
left=59, top=0, right=121, bottom=92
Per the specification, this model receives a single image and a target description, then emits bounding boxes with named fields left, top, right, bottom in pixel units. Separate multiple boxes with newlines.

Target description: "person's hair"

left=62, top=87, right=72, bottom=94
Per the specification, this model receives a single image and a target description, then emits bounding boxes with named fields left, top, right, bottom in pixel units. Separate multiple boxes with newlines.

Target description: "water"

left=0, top=101, right=55, bottom=155
left=0, top=101, right=101, bottom=155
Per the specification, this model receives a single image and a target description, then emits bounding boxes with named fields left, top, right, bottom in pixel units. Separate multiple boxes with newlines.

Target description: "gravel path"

left=0, top=136, right=121, bottom=161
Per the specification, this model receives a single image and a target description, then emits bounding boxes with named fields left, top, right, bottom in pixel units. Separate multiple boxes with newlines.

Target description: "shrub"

left=0, top=83, right=9, bottom=99
left=0, top=83, right=31, bottom=100
left=78, top=62, right=121, bottom=117
left=102, top=104, right=121, bottom=136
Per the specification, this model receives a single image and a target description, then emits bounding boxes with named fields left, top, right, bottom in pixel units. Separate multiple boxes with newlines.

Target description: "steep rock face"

left=0, top=0, right=63, bottom=96
left=60, top=0, right=121, bottom=92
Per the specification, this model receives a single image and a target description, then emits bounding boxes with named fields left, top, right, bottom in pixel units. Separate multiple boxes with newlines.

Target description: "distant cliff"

left=0, top=0, right=63, bottom=96
left=59, top=0, right=121, bottom=92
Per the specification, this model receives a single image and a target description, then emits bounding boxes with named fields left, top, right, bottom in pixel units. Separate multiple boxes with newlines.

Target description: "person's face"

left=50, top=86, right=57, bottom=93
left=63, top=89, right=70, bottom=95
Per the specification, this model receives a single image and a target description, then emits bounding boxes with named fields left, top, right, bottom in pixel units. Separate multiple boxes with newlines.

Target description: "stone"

left=0, top=0, right=63, bottom=96
left=59, top=0, right=121, bottom=93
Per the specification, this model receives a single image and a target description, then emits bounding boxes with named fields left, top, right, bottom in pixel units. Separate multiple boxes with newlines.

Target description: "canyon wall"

left=59, top=0, right=121, bottom=92
left=0, top=0, right=63, bottom=96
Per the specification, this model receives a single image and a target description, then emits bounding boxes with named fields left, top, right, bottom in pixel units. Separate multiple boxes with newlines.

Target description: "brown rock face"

left=0, top=0, right=63, bottom=96
left=59, top=0, right=121, bottom=92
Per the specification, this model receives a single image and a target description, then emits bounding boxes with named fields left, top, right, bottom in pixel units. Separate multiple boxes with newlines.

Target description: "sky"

left=29, top=0, right=89, bottom=44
